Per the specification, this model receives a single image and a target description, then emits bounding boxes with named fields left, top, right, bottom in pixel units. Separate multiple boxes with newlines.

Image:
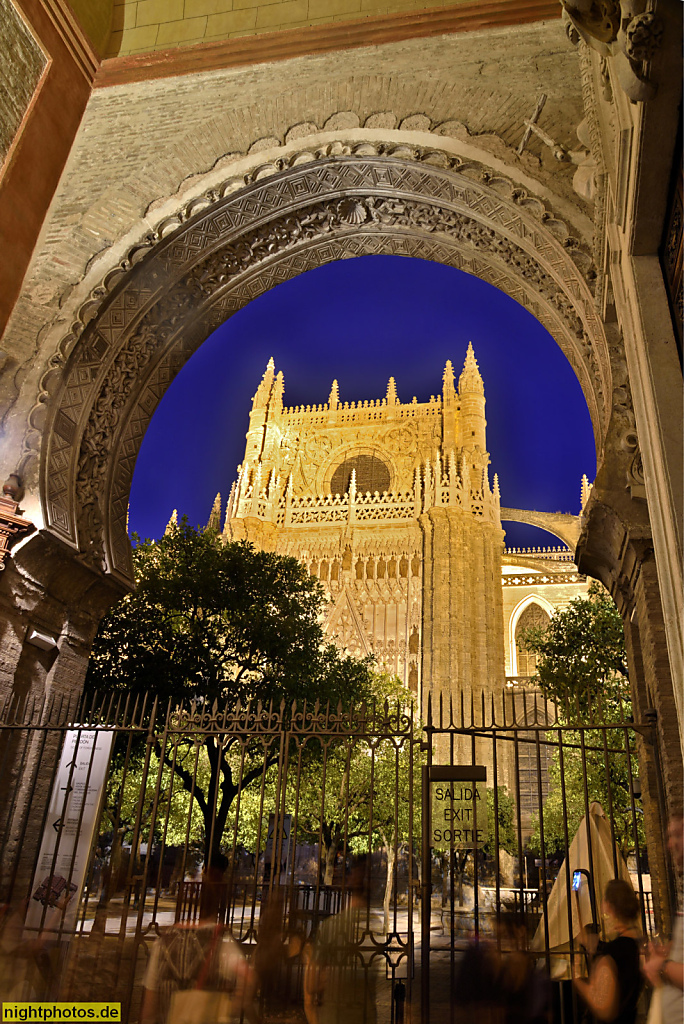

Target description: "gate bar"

left=421, top=763, right=487, bottom=1022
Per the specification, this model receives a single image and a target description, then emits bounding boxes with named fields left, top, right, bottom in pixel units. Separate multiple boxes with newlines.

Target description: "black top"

left=600, top=935, right=642, bottom=1024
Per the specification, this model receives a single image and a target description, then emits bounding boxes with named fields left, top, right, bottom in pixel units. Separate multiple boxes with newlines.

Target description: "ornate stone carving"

left=502, top=572, right=587, bottom=586
left=628, top=448, right=646, bottom=498
left=623, top=11, right=663, bottom=63
left=0, top=476, right=34, bottom=570
left=562, top=0, right=663, bottom=102
left=562, top=0, right=621, bottom=49
left=577, top=43, right=608, bottom=312
left=20, top=117, right=598, bottom=492
left=41, top=138, right=596, bottom=364
left=42, top=155, right=609, bottom=583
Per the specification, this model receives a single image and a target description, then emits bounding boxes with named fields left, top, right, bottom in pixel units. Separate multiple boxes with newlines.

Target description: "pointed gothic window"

left=330, top=454, right=390, bottom=495
left=515, top=602, right=550, bottom=677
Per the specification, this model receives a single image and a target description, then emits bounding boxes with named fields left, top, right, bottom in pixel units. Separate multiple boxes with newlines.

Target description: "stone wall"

left=0, top=0, right=47, bottom=164
left=0, top=16, right=586, bottom=523
left=70, top=0, right=114, bottom=56
left=501, top=572, right=590, bottom=675
left=108, top=0, right=476, bottom=56
left=0, top=0, right=97, bottom=337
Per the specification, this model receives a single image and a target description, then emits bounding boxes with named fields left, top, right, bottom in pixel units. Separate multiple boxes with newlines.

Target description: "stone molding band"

left=94, top=0, right=561, bottom=89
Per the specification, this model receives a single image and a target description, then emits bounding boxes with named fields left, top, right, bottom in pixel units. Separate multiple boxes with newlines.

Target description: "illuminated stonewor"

left=224, top=345, right=506, bottom=713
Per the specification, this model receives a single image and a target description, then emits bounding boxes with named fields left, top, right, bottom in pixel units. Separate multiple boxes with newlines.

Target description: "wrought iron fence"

left=419, top=687, right=664, bottom=1022
left=0, top=686, right=668, bottom=1023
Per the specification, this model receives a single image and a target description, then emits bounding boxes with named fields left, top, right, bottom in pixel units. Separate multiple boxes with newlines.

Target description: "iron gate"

left=418, top=688, right=668, bottom=1023
left=0, top=686, right=669, bottom=1022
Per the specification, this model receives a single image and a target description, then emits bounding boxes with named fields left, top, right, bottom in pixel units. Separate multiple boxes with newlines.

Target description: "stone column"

left=623, top=612, right=674, bottom=937
left=0, top=531, right=125, bottom=899
left=578, top=486, right=682, bottom=933
left=617, top=258, right=684, bottom=747
left=632, top=556, right=683, bottom=818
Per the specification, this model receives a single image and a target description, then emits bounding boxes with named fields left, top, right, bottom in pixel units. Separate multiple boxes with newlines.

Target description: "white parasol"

left=530, top=801, right=636, bottom=978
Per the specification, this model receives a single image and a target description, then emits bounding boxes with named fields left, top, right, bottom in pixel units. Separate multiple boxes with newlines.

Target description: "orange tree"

left=86, top=520, right=373, bottom=862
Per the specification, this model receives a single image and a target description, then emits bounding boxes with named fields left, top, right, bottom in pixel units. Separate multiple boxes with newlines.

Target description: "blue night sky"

left=129, top=255, right=596, bottom=549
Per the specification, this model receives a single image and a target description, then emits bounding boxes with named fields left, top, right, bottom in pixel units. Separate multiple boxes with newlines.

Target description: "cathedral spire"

left=207, top=492, right=221, bottom=531
left=458, top=342, right=484, bottom=395
left=442, top=358, right=457, bottom=446
left=224, top=482, right=236, bottom=532
left=252, top=357, right=276, bottom=410
left=386, top=376, right=398, bottom=405
left=442, top=359, right=456, bottom=404
left=165, top=509, right=178, bottom=534
left=328, top=379, right=340, bottom=410
left=457, top=343, right=487, bottom=454
left=269, top=370, right=284, bottom=416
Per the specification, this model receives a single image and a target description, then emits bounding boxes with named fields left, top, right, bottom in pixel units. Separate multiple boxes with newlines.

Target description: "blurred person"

left=573, top=879, right=642, bottom=1024
left=287, top=927, right=312, bottom=965
left=304, top=856, right=382, bottom=1024
left=285, top=926, right=314, bottom=1008
left=61, top=902, right=119, bottom=1000
left=0, top=898, right=36, bottom=1000
left=579, top=923, right=602, bottom=963
left=642, top=816, right=684, bottom=1024
left=253, top=886, right=288, bottom=1005
left=0, top=892, right=66, bottom=1000
left=452, top=927, right=502, bottom=1024
left=497, top=912, right=551, bottom=1024
left=140, top=854, right=257, bottom=1024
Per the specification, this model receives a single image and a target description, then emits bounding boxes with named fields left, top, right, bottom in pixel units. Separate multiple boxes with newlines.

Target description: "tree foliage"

left=527, top=737, right=644, bottom=858
left=520, top=582, right=642, bottom=858
left=484, top=785, right=517, bottom=859
left=87, top=522, right=375, bottom=859
left=87, top=521, right=372, bottom=706
left=519, top=581, right=629, bottom=716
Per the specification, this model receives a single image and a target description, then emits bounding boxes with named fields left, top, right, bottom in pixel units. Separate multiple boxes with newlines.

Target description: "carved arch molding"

left=42, top=155, right=609, bottom=585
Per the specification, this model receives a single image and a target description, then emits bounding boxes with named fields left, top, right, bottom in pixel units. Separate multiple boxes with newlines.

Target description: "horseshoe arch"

left=41, top=152, right=609, bottom=586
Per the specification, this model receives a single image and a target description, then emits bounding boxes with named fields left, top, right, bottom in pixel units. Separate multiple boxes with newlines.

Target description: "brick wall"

left=0, top=0, right=47, bottom=164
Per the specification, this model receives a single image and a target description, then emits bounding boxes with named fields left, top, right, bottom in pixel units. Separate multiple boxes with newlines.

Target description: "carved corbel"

left=562, top=0, right=663, bottom=102
left=0, top=476, right=34, bottom=571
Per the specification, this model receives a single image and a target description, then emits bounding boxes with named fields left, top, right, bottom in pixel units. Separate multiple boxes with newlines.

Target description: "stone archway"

left=500, top=507, right=581, bottom=548
left=41, top=151, right=609, bottom=585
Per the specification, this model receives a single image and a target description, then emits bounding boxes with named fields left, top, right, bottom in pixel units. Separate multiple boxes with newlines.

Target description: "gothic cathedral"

left=225, top=346, right=511, bottom=711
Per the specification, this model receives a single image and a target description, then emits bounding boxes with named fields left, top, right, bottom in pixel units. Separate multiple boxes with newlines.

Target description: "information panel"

left=25, top=729, right=114, bottom=935
left=429, top=766, right=487, bottom=850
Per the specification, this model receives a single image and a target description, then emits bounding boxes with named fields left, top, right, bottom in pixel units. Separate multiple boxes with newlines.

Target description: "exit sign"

left=427, top=766, right=487, bottom=850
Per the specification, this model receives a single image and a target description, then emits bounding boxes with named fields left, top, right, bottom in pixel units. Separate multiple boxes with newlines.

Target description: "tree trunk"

left=455, top=851, right=469, bottom=907
left=382, top=831, right=395, bottom=935
left=441, top=852, right=449, bottom=908
left=104, top=826, right=125, bottom=902
left=322, top=839, right=337, bottom=885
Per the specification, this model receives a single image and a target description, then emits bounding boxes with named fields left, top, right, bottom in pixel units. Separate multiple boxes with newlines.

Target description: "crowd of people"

left=1, top=819, right=682, bottom=1024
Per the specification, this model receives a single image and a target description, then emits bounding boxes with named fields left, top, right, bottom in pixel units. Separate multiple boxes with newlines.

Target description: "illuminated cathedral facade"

left=223, top=349, right=588, bottom=710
